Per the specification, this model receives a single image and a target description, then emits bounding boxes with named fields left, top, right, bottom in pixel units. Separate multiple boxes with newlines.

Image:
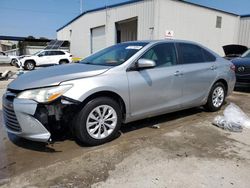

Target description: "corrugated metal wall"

left=155, top=0, right=239, bottom=55
left=57, top=0, right=245, bottom=57
left=238, top=17, right=250, bottom=47
left=57, top=0, right=154, bottom=58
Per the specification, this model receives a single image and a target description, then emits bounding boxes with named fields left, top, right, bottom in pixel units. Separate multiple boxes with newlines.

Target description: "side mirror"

left=38, top=54, right=43, bottom=57
left=137, top=59, right=156, bottom=69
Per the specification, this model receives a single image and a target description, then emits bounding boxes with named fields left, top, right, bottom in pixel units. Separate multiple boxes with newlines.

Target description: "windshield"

left=80, top=42, right=148, bottom=66
left=241, top=49, right=250, bottom=58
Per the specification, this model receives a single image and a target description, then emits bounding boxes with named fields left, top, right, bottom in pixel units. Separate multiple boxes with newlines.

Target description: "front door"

left=36, top=51, right=52, bottom=66
left=127, top=43, right=183, bottom=119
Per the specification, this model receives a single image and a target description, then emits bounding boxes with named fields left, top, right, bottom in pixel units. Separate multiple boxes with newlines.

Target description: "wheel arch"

left=59, top=59, right=69, bottom=64
left=205, top=78, right=229, bottom=104
left=24, top=59, right=36, bottom=66
left=213, top=78, right=228, bottom=95
left=79, top=90, right=127, bottom=121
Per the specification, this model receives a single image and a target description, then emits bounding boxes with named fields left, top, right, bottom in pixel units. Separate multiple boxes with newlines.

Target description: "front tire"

left=74, top=97, right=122, bottom=146
left=204, top=82, right=226, bottom=112
left=24, top=61, right=35, bottom=70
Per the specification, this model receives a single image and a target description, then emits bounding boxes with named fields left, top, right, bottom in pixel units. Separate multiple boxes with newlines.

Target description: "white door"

left=91, top=26, right=106, bottom=53
left=36, top=51, right=51, bottom=66
left=0, top=52, right=10, bottom=63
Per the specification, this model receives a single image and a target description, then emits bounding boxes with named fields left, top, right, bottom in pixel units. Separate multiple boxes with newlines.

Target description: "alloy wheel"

left=86, top=105, right=117, bottom=139
left=212, top=86, right=224, bottom=108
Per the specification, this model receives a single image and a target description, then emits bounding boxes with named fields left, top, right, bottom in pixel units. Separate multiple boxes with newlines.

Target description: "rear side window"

left=202, top=49, right=216, bottom=62
left=177, top=43, right=204, bottom=64
left=177, top=43, right=216, bottom=64
left=49, top=51, right=65, bottom=55
left=54, top=51, right=65, bottom=55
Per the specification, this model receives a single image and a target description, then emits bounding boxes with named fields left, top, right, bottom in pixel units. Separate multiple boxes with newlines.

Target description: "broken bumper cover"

left=3, top=94, right=51, bottom=142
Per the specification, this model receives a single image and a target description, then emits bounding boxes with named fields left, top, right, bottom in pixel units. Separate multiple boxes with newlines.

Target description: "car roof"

left=42, top=49, right=65, bottom=51
left=122, top=39, right=200, bottom=45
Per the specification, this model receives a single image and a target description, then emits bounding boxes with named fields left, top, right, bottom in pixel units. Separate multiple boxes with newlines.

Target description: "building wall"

left=238, top=17, right=250, bottom=47
left=57, top=0, right=242, bottom=57
left=155, top=0, right=239, bottom=55
left=57, top=0, right=154, bottom=58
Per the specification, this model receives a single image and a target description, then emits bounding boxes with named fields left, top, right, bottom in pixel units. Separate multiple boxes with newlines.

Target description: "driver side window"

left=140, top=43, right=177, bottom=67
left=38, top=51, right=46, bottom=57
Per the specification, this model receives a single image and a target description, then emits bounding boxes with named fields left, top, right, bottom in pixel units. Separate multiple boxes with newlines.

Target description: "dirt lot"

left=0, top=65, right=250, bottom=188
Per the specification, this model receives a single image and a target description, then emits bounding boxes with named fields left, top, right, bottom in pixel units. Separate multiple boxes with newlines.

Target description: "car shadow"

left=120, top=107, right=204, bottom=134
left=234, top=87, right=250, bottom=93
left=7, top=132, right=62, bottom=153
left=4, top=106, right=207, bottom=151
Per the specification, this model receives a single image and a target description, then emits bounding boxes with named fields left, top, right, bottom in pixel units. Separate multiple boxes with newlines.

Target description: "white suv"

left=18, top=50, right=72, bottom=70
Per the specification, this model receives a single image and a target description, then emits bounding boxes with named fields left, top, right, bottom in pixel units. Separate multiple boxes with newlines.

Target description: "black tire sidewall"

left=24, top=61, right=35, bottom=70
left=10, top=59, right=15, bottom=66
left=74, top=97, right=122, bottom=146
left=59, top=60, right=68, bottom=64
left=206, top=82, right=226, bottom=112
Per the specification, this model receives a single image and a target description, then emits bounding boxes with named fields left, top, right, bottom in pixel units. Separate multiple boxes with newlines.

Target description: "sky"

left=0, top=0, right=249, bottom=39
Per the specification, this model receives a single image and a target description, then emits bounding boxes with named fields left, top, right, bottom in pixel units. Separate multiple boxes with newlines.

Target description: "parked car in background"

left=231, top=49, right=250, bottom=88
left=3, top=40, right=235, bottom=146
left=223, top=44, right=248, bottom=60
left=17, top=49, right=72, bottom=70
left=0, top=51, right=17, bottom=65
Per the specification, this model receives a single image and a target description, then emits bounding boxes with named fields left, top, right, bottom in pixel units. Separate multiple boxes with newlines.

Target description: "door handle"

left=210, top=65, right=217, bottom=70
left=174, top=71, right=183, bottom=76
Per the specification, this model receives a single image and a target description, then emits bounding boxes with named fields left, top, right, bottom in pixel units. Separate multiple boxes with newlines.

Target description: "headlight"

left=17, top=85, right=72, bottom=103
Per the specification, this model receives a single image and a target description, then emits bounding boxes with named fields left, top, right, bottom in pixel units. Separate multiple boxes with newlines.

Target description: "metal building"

left=238, top=15, right=250, bottom=47
left=57, top=0, right=249, bottom=58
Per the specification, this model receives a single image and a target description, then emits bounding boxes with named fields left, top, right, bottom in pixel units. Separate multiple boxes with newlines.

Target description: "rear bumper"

left=2, top=94, right=51, bottom=142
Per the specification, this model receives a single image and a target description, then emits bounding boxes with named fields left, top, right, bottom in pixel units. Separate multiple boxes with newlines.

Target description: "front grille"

left=236, top=77, right=250, bottom=83
left=235, top=65, right=250, bottom=75
left=3, top=94, right=21, bottom=132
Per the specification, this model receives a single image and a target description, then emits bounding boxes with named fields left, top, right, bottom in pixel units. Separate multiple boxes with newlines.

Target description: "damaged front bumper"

left=2, top=91, right=78, bottom=142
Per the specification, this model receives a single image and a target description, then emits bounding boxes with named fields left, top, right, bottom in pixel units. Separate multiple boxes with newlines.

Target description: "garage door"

left=91, top=26, right=106, bottom=53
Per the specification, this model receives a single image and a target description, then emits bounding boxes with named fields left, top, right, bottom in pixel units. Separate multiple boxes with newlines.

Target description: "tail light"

left=230, top=64, right=235, bottom=72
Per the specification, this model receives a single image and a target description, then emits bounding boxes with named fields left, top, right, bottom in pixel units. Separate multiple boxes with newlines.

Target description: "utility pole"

left=80, top=0, right=83, bottom=14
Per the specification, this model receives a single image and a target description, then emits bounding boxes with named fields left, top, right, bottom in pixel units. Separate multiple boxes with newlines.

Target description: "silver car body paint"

left=8, top=63, right=111, bottom=90
left=3, top=40, right=236, bottom=142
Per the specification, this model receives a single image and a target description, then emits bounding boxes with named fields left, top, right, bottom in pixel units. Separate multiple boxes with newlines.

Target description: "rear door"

left=176, top=43, right=217, bottom=108
left=53, top=51, right=66, bottom=64
left=127, top=42, right=183, bottom=118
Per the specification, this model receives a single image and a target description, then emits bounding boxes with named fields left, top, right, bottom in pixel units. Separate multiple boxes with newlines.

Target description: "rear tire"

left=204, top=82, right=226, bottom=112
left=10, top=59, right=16, bottom=66
left=24, top=61, right=35, bottom=70
left=59, top=60, right=68, bottom=64
left=74, top=97, right=122, bottom=146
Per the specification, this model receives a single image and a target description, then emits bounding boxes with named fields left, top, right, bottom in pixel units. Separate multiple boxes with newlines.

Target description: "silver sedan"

left=3, top=40, right=236, bottom=145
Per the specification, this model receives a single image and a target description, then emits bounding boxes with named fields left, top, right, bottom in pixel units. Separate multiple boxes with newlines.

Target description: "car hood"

left=231, top=57, right=250, bottom=66
left=223, top=45, right=248, bottom=56
left=19, top=55, right=31, bottom=59
left=8, top=63, right=111, bottom=91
